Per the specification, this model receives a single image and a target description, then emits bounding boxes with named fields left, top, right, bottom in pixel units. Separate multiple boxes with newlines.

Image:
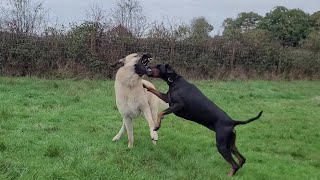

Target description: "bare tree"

left=86, top=2, right=105, bottom=24
left=110, top=0, right=148, bottom=37
left=147, top=17, right=186, bottom=40
left=0, top=16, right=3, bottom=31
left=147, top=21, right=171, bottom=39
left=0, top=0, right=47, bottom=35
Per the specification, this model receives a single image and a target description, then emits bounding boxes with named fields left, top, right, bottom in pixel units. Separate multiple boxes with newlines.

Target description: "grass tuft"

left=45, top=145, right=63, bottom=158
left=0, top=141, right=6, bottom=152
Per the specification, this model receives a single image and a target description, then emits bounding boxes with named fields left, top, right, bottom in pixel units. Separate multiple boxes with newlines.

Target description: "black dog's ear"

left=157, top=64, right=166, bottom=73
left=165, top=64, right=174, bottom=73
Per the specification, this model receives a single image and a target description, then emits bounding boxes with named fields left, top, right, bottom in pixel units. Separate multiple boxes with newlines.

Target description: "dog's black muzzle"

left=135, top=54, right=153, bottom=76
left=135, top=63, right=152, bottom=77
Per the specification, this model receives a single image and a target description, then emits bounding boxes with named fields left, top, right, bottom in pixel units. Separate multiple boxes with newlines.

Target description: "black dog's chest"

left=167, top=82, right=220, bottom=127
left=173, top=109, right=188, bottom=119
left=169, top=100, right=198, bottom=121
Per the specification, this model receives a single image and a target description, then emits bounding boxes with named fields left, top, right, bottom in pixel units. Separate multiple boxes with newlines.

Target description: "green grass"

left=0, top=77, right=319, bottom=180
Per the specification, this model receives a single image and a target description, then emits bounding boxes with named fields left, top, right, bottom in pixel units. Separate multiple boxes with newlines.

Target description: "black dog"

left=138, top=64, right=263, bottom=176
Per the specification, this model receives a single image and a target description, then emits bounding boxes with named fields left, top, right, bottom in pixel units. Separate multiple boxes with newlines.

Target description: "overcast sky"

left=44, top=0, right=320, bottom=35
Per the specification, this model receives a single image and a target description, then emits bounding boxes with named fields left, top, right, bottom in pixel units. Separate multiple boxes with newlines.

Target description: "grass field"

left=0, top=77, right=319, bottom=180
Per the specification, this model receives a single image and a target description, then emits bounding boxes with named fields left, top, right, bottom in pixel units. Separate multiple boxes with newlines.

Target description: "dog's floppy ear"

left=110, top=58, right=125, bottom=69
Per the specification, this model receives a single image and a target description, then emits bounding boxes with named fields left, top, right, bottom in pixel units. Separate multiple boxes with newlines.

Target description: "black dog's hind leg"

left=216, top=130, right=240, bottom=176
left=230, top=131, right=246, bottom=167
left=154, top=103, right=184, bottom=131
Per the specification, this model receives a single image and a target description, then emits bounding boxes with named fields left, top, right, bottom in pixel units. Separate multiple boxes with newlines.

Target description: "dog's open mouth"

left=141, top=58, right=150, bottom=66
left=136, top=57, right=152, bottom=76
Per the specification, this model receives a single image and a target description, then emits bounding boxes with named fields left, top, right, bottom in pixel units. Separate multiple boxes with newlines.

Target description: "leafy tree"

left=189, top=17, right=213, bottom=42
left=222, top=18, right=240, bottom=38
left=237, top=12, right=263, bottom=31
left=66, top=22, right=103, bottom=60
left=258, top=6, right=311, bottom=46
left=303, top=30, right=320, bottom=51
left=174, top=24, right=191, bottom=41
left=223, top=12, right=262, bottom=36
left=310, top=11, right=320, bottom=30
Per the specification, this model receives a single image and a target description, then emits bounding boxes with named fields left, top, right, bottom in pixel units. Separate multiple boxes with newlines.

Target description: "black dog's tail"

left=233, top=111, right=263, bottom=127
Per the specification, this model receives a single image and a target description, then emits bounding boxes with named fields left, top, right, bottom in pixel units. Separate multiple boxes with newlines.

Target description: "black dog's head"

left=145, top=64, right=179, bottom=83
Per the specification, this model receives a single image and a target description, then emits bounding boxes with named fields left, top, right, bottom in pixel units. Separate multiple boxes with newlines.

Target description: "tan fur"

left=112, top=53, right=166, bottom=148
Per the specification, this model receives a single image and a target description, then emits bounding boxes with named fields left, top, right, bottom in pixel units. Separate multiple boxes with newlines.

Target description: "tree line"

left=0, top=0, right=319, bottom=79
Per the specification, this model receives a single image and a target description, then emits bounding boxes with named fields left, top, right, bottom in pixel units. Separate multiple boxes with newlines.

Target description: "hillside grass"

left=0, top=77, right=319, bottom=179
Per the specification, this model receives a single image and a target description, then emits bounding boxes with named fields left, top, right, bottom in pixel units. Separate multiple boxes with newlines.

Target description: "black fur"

left=142, top=63, right=263, bottom=176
